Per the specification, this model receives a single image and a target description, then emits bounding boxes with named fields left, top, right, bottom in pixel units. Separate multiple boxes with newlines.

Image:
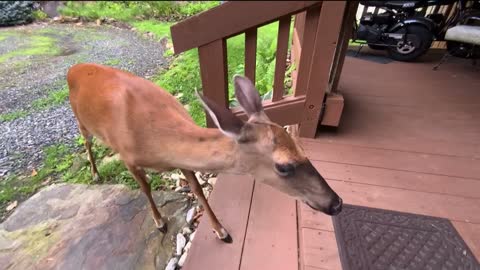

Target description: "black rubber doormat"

left=332, top=204, right=479, bottom=270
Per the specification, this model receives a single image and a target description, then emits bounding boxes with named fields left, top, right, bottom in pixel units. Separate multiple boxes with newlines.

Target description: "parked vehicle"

left=431, top=0, right=480, bottom=58
left=353, top=0, right=458, bottom=61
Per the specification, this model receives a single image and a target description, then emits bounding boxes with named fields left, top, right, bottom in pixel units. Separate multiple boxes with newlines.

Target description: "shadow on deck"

left=183, top=50, right=480, bottom=270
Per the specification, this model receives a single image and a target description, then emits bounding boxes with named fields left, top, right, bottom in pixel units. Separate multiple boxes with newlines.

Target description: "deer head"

left=198, top=75, right=342, bottom=216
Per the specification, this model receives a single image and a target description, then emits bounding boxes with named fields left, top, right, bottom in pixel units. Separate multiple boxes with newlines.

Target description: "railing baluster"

left=198, top=39, right=228, bottom=128
left=294, top=6, right=321, bottom=97
left=245, top=28, right=257, bottom=83
left=272, top=16, right=292, bottom=102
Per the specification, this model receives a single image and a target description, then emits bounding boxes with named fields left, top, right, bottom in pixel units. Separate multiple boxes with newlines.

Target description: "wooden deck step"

left=183, top=175, right=300, bottom=270
left=303, top=141, right=480, bottom=180
left=182, top=174, right=254, bottom=270
left=240, top=182, right=298, bottom=270
left=311, top=160, right=480, bottom=199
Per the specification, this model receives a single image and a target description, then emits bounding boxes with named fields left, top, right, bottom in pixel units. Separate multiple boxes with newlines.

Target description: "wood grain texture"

left=171, top=1, right=321, bottom=54
left=182, top=174, right=254, bottom=270
left=240, top=182, right=298, bottom=270
left=198, top=40, right=228, bottom=128
left=272, top=16, right=292, bottom=102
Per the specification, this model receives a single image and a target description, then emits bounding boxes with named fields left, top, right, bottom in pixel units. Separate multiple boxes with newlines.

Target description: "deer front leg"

left=125, top=164, right=167, bottom=233
left=180, top=169, right=232, bottom=243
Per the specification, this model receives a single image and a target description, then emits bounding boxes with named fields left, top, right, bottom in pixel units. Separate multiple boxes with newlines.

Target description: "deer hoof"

left=215, top=228, right=232, bottom=243
left=220, top=233, right=233, bottom=244
left=157, top=222, right=168, bottom=234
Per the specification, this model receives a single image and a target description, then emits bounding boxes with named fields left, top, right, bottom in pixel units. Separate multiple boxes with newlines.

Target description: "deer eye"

left=274, top=163, right=295, bottom=177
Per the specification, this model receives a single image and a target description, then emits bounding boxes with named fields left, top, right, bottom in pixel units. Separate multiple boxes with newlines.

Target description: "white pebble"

left=165, top=257, right=178, bottom=270
left=208, top=177, right=217, bottom=186
left=182, top=227, right=193, bottom=235
left=186, top=207, right=196, bottom=224
left=178, top=252, right=188, bottom=267
left=184, top=241, right=192, bottom=252
left=190, top=231, right=196, bottom=241
left=176, top=233, right=186, bottom=256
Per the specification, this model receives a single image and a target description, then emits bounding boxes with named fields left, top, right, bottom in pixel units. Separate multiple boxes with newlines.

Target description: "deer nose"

left=329, top=197, right=343, bottom=216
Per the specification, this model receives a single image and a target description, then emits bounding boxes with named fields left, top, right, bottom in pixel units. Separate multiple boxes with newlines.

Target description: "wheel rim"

left=396, top=40, right=416, bottom=54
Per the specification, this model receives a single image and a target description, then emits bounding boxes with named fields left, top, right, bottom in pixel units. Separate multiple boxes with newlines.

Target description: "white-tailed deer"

left=67, top=63, right=342, bottom=243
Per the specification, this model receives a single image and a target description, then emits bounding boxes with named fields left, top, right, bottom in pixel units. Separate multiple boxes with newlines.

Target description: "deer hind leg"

left=126, top=164, right=167, bottom=233
left=181, top=169, right=232, bottom=243
left=78, top=124, right=100, bottom=182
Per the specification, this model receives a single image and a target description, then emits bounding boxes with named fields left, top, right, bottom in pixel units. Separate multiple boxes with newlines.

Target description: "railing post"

left=329, top=1, right=359, bottom=92
left=198, top=39, right=228, bottom=128
left=293, top=6, right=321, bottom=97
left=298, top=1, right=347, bottom=138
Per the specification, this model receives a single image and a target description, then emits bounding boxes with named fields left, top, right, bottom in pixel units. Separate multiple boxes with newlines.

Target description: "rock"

left=165, top=257, right=178, bottom=270
left=208, top=177, right=217, bottom=186
left=131, top=27, right=137, bottom=31
left=190, top=231, right=196, bottom=241
left=203, top=188, right=210, bottom=199
left=184, top=241, right=192, bottom=252
left=176, top=186, right=190, bottom=193
left=170, top=173, right=182, bottom=181
left=178, top=252, right=188, bottom=267
left=174, top=93, right=184, bottom=99
left=0, top=184, right=190, bottom=270
left=186, top=207, right=196, bottom=224
left=182, top=227, right=192, bottom=235
left=6, top=200, right=17, bottom=211
left=176, top=233, right=186, bottom=255
left=96, top=19, right=101, bottom=26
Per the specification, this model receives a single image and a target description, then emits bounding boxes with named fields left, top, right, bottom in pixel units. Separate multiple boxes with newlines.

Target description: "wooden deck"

left=182, top=51, right=480, bottom=270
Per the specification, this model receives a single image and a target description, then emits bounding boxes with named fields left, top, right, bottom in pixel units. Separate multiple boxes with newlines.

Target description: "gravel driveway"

left=0, top=23, right=167, bottom=177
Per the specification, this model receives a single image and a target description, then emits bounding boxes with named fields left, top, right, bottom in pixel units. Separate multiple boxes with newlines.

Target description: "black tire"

left=0, top=1, right=34, bottom=27
left=368, top=44, right=386, bottom=50
left=447, top=41, right=480, bottom=59
left=387, top=25, right=433, bottom=62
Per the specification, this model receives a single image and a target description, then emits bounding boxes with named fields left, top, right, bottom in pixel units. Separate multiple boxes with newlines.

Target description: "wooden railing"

left=171, top=1, right=358, bottom=138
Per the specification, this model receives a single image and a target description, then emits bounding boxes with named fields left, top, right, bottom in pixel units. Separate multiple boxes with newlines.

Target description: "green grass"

left=58, top=1, right=219, bottom=22
left=0, top=110, right=28, bottom=122
left=0, top=85, right=69, bottom=123
left=32, top=10, right=48, bottom=20
left=132, top=20, right=172, bottom=40
left=0, top=34, right=60, bottom=64
left=104, top=58, right=121, bottom=66
left=1, top=138, right=171, bottom=215
left=32, top=85, right=69, bottom=110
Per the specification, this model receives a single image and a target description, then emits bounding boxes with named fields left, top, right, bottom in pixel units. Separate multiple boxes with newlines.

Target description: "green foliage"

left=155, top=20, right=293, bottom=125
left=132, top=20, right=171, bottom=40
left=154, top=49, right=205, bottom=127
left=32, top=10, right=48, bottom=20
left=58, top=1, right=219, bottom=22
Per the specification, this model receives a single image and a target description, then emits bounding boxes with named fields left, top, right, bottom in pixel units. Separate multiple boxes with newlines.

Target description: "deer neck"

left=174, top=126, right=240, bottom=173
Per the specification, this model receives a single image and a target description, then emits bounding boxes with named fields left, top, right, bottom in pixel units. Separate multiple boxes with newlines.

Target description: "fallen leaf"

left=6, top=201, right=18, bottom=211
left=31, top=169, right=38, bottom=176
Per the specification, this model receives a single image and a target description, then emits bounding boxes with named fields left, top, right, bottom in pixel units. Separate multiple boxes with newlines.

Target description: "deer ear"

left=233, top=75, right=265, bottom=117
left=196, top=90, right=244, bottom=138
